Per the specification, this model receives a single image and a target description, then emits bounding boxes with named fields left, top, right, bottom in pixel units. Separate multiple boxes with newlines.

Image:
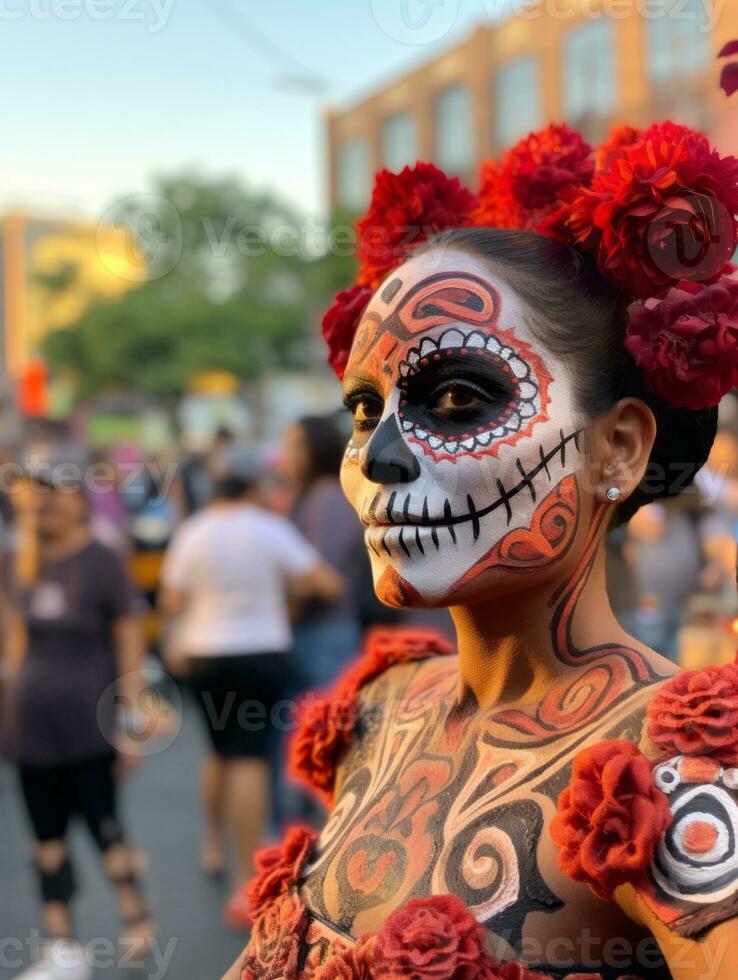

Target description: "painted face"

left=340, top=249, right=588, bottom=607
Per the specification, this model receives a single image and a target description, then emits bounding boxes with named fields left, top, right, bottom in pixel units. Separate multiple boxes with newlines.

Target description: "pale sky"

left=0, top=0, right=512, bottom=221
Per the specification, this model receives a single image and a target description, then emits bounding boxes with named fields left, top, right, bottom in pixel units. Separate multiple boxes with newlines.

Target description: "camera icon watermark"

left=97, top=193, right=183, bottom=283
left=370, top=0, right=460, bottom=45
left=99, top=665, right=183, bottom=757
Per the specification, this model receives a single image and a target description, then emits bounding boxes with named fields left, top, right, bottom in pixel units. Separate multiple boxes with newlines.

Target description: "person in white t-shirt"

left=158, top=447, right=342, bottom=927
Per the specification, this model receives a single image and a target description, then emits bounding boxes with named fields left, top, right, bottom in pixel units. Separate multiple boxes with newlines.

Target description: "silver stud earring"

left=606, top=486, right=622, bottom=502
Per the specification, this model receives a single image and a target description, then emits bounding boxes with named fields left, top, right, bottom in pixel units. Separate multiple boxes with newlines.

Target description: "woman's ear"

left=588, top=398, right=657, bottom=505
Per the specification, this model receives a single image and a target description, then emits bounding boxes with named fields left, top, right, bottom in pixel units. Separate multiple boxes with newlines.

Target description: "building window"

left=382, top=112, right=417, bottom=171
left=337, top=138, right=370, bottom=212
left=494, top=57, right=542, bottom=149
left=564, top=19, right=616, bottom=124
left=435, top=85, right=473, bottom=175
left=647, top=0, right=709, bottom=85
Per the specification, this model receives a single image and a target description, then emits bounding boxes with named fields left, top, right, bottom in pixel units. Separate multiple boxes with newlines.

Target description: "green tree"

left=44, top=174, right=357, bottom=400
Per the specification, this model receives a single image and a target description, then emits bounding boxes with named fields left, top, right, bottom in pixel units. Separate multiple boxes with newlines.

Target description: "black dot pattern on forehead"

left=381, top=278, right=402, bottom=303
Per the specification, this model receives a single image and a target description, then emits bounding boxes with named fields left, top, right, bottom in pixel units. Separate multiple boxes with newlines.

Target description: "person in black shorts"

left=2, top=469, right=154, bottom=980
left=159, top=447, right=343, bottom=928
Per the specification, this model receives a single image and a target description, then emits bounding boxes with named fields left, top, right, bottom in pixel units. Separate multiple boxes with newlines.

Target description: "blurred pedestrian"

left=158, top=446, right=342, bottom=928
left=281, top=416, right=365, bottom=689
left=1, top=471, right=154, bottom=980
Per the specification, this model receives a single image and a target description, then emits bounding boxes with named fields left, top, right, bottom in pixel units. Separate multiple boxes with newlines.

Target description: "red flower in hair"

left=357, top=163, right=477, bottom=290
left=647, top=663, right=738, bottom=762
left=289, top=629, right=453, bottom=805
left=246, top=825, right=317, bottom=920
left=561, top=122, right=738, bottom=299
left=719, top=40, right=738, bottom=97
left=550, top=740, right=672, bottom=900
left=373, top=895, right=486, bottom=979
left=625, top=276, right=738, bottom=409
left=476, top=124, right=594, bottom=231
left=322, top=283, right=372, bottom=380
left=595, top=124, right=643, bottom=173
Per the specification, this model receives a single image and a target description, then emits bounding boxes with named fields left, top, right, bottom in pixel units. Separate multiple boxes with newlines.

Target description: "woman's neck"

left=449, top=546, right=627, bottom=710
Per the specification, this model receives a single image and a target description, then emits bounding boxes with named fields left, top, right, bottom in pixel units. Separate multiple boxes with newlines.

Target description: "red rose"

left=550, top=740, right=672, bottom=900
left=241, top=891, right=306, bottom=980
left=625, top=276, right=738, bottom=409
left=322, top=283, right=372, bottom=380
left=492, top=963, right=554, bottom=980
left=357, top=163, right=478, bottom=291
left=288, top=690, right=359, bottom=805
left=289, top=629, right=453, bottom=804
left=595, top=125, right=643, bottom=174
left=563, top=122, right=738, bottom=299
left=373, top=895, right=486, bottom=979
left=311, top=940, right=375, bottom=980
left=476, top=124, right=594, bottom=232
left=647, top=664, right=738, bottom=762
left=246, top=825, right=317, bottom=920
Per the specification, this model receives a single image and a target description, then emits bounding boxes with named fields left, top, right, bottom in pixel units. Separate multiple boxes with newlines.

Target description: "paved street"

left=0, top=690, right=247, bottom=980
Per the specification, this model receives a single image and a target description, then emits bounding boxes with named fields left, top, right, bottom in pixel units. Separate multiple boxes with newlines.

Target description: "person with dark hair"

left=158, top=446, right=343, bottom=928
left=225, top=122, right=738, bottom=980
left=2, top=473, right=153, bottom=980
left=280, top=416, right=365, bottom=690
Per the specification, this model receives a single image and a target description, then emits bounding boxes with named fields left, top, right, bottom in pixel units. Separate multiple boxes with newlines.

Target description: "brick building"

left=325, top=0, right=738, bottom=212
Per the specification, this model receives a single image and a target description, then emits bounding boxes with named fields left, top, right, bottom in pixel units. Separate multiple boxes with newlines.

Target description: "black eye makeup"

left=396, top=328, right=540, bottom=455
left=343, top=387, right=384, bottom=435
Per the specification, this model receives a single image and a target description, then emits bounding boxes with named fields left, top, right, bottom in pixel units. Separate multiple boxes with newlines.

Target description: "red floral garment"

left=242, top=888, right=596, bottom=980
left=552, top=662, right=738, bottom=936
left=288, top=628, right=454, bottom=806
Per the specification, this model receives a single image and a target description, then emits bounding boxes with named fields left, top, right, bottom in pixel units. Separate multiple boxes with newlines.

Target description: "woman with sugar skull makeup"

left=223, top=123, right=738, bottom=979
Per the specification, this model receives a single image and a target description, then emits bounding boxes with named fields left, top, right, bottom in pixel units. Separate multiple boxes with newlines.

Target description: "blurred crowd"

left=1, top=401, right=738, bottom=978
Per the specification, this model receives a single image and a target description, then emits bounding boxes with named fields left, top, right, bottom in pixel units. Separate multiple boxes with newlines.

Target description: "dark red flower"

left=373, top=895, right=486, bottom=979
left=246, top=825, right=317, bottom=920
left=719, top=40, right=738, bottom=58
left=561, top=121, right=738, bottom=299
left=595, top=124, right=643, bottom=173
left=721, top=63, right=738, bottom=98
left=625, top=276, right=738, bottom=409
left=241, top=891, right=306, bottom=980
left=322, top=283, right=372, bottom=380
left=289, top=628, right=453, bottom=805
left=476, top=124, right=594, bottom=232
left=357, top=163, right=477, bottom=291
left=647, top=663, right=738, bottom=762
left=550, top=740, right=672, bottom=900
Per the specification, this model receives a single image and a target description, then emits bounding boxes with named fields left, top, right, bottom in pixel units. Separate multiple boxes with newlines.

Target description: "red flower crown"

left=323, top=119, right=738, bottom=411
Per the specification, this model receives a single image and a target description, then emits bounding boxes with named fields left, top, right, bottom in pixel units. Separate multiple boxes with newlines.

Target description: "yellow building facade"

left=0, top=212, right=145, bottom=381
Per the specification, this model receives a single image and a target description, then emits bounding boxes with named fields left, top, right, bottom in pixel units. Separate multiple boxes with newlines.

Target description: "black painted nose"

left=362, top=414, right=421, bottom=485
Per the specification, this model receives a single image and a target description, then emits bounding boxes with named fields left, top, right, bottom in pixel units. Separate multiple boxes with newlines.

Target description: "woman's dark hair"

left=297, top=415, right=346, bottom=486
left=422, top=227, right=718, bottom=524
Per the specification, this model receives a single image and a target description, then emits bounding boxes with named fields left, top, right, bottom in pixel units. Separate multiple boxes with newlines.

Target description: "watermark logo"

left=370, top=0, right=460, bottom=45
left=0, top=0, right=176, bottom=32
left=99, top=665, right=183, bottom=757
left=98, top=193, right=183, bottom=283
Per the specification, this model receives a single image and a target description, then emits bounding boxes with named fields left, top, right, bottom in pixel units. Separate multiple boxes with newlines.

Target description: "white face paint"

left=340, top=250, right=586, bottom=607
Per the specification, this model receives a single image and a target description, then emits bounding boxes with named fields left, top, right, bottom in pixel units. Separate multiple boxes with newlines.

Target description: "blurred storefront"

left=326, top=0, right=738, bottom=211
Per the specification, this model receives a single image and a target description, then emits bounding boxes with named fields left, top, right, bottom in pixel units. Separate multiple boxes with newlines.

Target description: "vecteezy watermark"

left=99, top=665, right=183, bottom=757
left=370, top=0, right=461, bottom=45
left=0, top=454, right=180, bottom=502
left=0, top=0, right=176, bottom=32
left=0, top=929, right=177, bottom=979
left=98, top=193, right=183, bottom=283
left=479, top=0, right=725, bottom=33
